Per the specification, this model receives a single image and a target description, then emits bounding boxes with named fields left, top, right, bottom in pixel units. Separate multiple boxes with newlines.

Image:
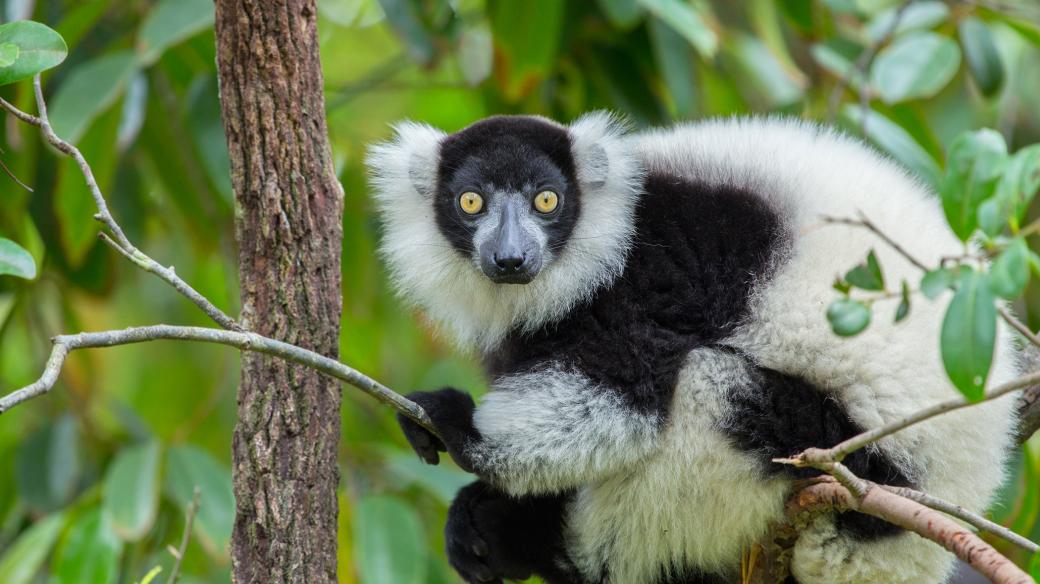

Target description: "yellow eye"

left=459, top=192, right=484, bottom=214
left=533, top=190, right=559, bottom=214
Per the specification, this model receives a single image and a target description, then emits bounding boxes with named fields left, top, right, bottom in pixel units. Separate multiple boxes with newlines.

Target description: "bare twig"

left=787, top=480, right=1034, bottom=584
left=0, top=76, right=240, bottom=331
left=821, top=213, right=931, bottom=272
left=166, top=487, right=201, bottom=584
left=883, top=484, right=1039, bottom=553
left=1017, top=384, right=1040, bottom=444
left=827, top=0, right=916, bottom=126
left=0, top=325, right=436, bottom=433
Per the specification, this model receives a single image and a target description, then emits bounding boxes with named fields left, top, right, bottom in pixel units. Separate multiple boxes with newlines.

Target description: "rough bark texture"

left=214, top=1, right=343, bottom=582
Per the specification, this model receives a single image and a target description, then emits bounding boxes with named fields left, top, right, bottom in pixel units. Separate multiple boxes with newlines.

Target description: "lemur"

left=366, top=112, right=1019, bottom=584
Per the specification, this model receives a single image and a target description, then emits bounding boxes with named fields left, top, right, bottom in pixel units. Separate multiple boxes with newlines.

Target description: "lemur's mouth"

left=488, top=270, right=537, bottom=285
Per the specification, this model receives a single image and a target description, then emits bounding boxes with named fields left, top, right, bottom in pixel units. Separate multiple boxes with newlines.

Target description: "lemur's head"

left=367, top=112, right=642, bottom=349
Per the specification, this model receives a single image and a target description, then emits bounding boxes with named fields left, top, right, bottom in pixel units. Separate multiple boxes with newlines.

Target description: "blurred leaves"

left=872, top=32, right=961, bottom=103
left=958, top=17, right=1004, bottom=97
left=102, top=441, right=162, bottom=541
left=842, top=105, right=941, bottom=188
left=137, top=0, right=215, bottom=66
left=49, top=50, right=137, bottom=143
left=0, top=513, right=66, bottom=584
left=0, top=238, right=36, bottom=279
left=941, top=129, right=1007, bottom=241
left=53, top=509, right=123, bottom=584
left=164, top=446, right=234, bottom=560
left=15, top=415, right=81, bottom=513
left=0, top=20, right=67, bottom=86
left=353, top=495, right=426, bottom=584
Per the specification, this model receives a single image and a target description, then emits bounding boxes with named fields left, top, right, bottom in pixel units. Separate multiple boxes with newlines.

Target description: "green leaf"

left=989, top=239, right=1029, bottom=300
left=378, top=0, right=436, bottom=66
left=0, top=513, right=66, bottom=584
left=53, top=509, right=122, bottom=584
left=841, top=105, right=941, bottom=188
left=896, top=280, right=911, bottom=322
left=489, top=0, right=564, bottom=101
left=164, top=446, right=234, bottom=560
left=1030, top=551, right=1039, bottom=580
left=779, top=0, right=814, bottom=34
left=102, top=441, right=161, bottom=541
left=137, top=0, right=214, bottom=65
left=997, top=145, right=1040, bottom=226
left=353, top=495, right=426, bottom=584
left=649, top=17, right=697, bottom=117
left=0, top=21, right=67, bottom=86
left=845, top=250, right=885, bottom=291
left=0, top=237, right=36, bottom=279
left=871, top=32, right=961, bottom=103
left=48, top=50, right=138, bottom=143
left=827, top=298, right=872, bottom=337
left=812, top=44, right=867, bottom=92
left=976, top=196, right=1006, bottom=237
left=865, top=1, right=949, bottom=43
left=958, top=17, right=1004, bottom=97
left=637, top=0, right=717, bottom=59
left=597, top=0, right=644, bottom=28
left=980, top=7, right=1040, bottom=47
left=921, top=267, right=953, bottom=299
left=726, top=34, right=804, bottom=108
left=941, top=129, right=1008, bottom=240
left=0, top=43, right=19, bottom=67
left=138, top=566, right=162, bottom=584
left=15, top=414, right=81, bottom=512
left=941, top=269, right=997, bottom=401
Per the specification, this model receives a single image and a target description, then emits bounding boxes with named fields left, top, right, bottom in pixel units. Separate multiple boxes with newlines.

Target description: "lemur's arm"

left=398, top=366, right=663, bottom=495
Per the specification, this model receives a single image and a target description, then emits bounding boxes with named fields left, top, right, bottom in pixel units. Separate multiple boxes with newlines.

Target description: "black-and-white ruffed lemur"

left=366, top=113, right=1019, bottom=584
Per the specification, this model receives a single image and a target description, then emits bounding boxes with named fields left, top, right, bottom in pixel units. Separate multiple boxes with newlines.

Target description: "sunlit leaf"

left=164, top=446, right=234, bottom=560
left=941, top=269, right=996, bottom=401
left=0, top=20, right=67, bottom=86
left=0, top=513, right=66, bottom=584
left=871, top=32, right=961, bottom=103
left=865, top=1, right=949, bottom=43
left=137, top=0, right=214, bottom=65
left=841, top=105, right=941, bottom=188
left=353, top=495, right=426, bottom=584
left=638, top=0, right=717, bottom=59
left=0, top=238, right=35, bottom=279
left=827, top=298, right=871, bottom=337
left=958, top=17, right=1004, bottom=97
left=53, top=508, right=122, bottom=584
left=0, top=43, right=18, bottom=67
left=103, top=441, right=161, bottom=542
left=989, top=238, right=1029, bottom=300
left=48, top=50, right=138, bottom=143
left=941, top=129, right=1008, bottom=241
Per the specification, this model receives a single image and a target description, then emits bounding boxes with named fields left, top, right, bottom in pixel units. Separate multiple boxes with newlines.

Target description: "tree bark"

left=214, top=1, right=343, bottom=582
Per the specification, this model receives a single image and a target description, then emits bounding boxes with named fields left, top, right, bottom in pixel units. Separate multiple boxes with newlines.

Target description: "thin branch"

left=821, top=213, right=931, bottom=272
left=0, top=76, right=240, bottom=331
left=793, top=370, right=1040, bottom=464
left=883, top=484, right=1039, bottom=554
left=166, top=486, right=200, bottom=584
left=0, top=325, right=436, bottom=433
left=788, top=480, right=1034, bottom=584
left=1017, top=383, right=1040, bottom=444
left=826, top=0, right=915, bottom=126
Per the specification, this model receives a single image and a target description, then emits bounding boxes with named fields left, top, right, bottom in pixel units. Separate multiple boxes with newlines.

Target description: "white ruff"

left=366, top=112, right=643, bottom=351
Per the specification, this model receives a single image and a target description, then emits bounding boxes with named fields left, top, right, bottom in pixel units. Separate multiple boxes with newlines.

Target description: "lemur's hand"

left=397, top=388, right=478, bottom=471
left=446, top=482, right=533, bottom=584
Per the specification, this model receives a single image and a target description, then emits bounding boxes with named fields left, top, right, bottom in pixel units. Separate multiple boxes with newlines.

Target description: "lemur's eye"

left=533, top=191, right=559, bottom=214
left=459, top=192, right=484, bottom=215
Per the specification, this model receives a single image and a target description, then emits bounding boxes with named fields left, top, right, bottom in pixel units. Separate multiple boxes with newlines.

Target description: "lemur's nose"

left=494, top=253, right=526, bottom=272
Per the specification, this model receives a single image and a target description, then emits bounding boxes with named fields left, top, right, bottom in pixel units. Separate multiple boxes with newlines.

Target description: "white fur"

left=366, top=112, right=643, bottom=351
left=469, top=364, right=661, bottom=496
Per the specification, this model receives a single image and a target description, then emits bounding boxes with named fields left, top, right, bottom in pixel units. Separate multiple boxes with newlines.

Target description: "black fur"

left=488, top=171, right=787, bottom=419
left=720, top=362, right=913, bottom=539
left=434, top=116, right=580, bottom=257
left=397, top=388, right=480, bottom=472
left=445, top=481, right=579, bottom=584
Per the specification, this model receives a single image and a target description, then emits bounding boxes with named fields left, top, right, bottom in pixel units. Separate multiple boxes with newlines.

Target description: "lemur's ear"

left=366, top=121, right=445, bottom=201
left=568, top=111, right=635, bottom=193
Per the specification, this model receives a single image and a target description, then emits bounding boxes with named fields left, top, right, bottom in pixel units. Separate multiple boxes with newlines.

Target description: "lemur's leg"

left=445, top=481, right=582, bottom=584
left=397, top=366, right=664, bottom=496
left=721, top=362, right=956, bottom=583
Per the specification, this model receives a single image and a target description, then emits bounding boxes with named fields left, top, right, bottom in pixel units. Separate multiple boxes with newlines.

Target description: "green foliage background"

left=0, top=0, right=1039, bottom=582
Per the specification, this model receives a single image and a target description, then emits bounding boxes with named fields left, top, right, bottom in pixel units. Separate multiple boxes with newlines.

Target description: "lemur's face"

left=433, top=117, right=581, bottom=285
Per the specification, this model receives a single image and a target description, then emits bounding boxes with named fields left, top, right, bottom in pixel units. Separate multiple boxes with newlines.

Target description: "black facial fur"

left=434, top=116, right=581, bottom=259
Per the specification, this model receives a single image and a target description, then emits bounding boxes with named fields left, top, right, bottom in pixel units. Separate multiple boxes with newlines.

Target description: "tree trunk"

left=214, top=1, right=343, bottom=582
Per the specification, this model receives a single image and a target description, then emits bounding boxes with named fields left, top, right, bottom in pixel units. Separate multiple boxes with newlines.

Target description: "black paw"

left=397, top=388, right=477, bottom=468
left=446, top=483, right=532, bottom=584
